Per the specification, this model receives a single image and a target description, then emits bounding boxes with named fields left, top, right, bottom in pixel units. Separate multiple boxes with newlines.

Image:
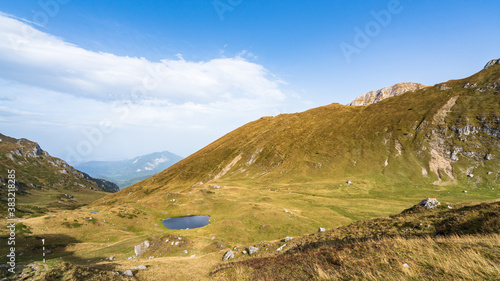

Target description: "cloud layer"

left=0, top=12, right=298, bottom=161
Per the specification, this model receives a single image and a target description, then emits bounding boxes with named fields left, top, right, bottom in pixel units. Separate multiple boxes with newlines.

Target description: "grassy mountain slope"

left=111, top=64, right=498, bottom=194
left=0, top=133, right=118, bottom=216
left=89, top=64, right=499, bottom=244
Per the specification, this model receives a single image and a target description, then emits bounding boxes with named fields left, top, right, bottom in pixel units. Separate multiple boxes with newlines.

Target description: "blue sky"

left=0, top=0, right=499, bottom=162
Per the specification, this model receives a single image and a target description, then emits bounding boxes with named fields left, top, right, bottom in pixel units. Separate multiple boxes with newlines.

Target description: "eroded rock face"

left=348, top=82, right=427, bottom=106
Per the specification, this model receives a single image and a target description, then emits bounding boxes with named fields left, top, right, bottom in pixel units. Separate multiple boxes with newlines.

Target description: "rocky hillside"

left=0, top=133, right=119, bottom=193
left=347, top=82, right=427, bottom=106
left=0, top=133, right=118, bottom=215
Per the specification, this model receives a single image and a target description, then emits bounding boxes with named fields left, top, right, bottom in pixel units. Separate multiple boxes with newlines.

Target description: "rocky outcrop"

left=418, top=198, right=440, bottom=209
left=131, top=265, right=147, bottom=270
left=222, top=250, right=234, bottom=261
left=484, top=58, right=500, bottom=69
left=134, top=240, right=150, bottom=257
left=248, top=246, right=259, bottom=255
left=122, top=270, right=133, bottom=277
left=348, top=82, right=427, bottom=106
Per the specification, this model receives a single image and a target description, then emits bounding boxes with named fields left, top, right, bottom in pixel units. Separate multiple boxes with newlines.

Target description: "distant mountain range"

left=75, top=151, right=183, bottom=189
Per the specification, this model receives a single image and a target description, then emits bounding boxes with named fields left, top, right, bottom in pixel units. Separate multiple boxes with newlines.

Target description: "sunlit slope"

left=107, top=65, right=499, bottom=202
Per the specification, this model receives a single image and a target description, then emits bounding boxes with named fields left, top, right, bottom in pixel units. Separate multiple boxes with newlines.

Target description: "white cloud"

left=0, top=13, right=286, bottom=103
left=0, top=12, right=304, bottom=161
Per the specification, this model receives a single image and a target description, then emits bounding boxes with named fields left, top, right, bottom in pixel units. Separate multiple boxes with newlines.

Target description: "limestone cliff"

left=348, top=82, right=427, bottom=106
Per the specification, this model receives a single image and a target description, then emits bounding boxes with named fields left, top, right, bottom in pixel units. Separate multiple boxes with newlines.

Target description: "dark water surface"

left=161, top=215, right=210, bottom=230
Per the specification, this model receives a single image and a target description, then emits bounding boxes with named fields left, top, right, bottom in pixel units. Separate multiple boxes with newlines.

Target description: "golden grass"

left=213, top=234, right=500, bottom=281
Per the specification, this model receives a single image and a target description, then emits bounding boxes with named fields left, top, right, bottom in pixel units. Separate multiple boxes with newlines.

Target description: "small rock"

left=248, top=246, right=259, bottom=255
left=418, top=198, right=440, bottom=209
left=122, top=270, right=134, bottom=277
left=463, top=190, right=468, bottom=193
left=276, top=244, right=287, bottom=251
left=468, top=174, right=474, bottom=178
left=183, top=250, right=188, bottom=254
left=283, top=236, right=293, bottom=242
left=347, top=180, right=352, bottom=185
left=242, top=250, right=247, bottom=254
left=403, top=263, right=410, bottom=269
left=131, top=265, right=147, bottom=270
left=134, top=240, right=150, bottom=257
left=485, top=154, right=492, bottom=160
left=148, top=256, right=154, bottom=260
left=190, top=254, right=196, bottom=258
left=222, top=250, right=234, bottom=261
left=174, top=241, right=179, bottom=246
left=318, top=227, right=326, bottom=232
left=109, top=256, right=115, bottom=261
left=487, top=171, right=493, bottom=175
left=447, top=205, right=453, bottom=209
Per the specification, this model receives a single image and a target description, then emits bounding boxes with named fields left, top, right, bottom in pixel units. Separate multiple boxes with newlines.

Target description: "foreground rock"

left=222, top=250, right=234, bottom=261
left=248, top=246, right=259, bottom=255
left=122, top=270, right=133, bottom=277
left=131, top=265, right=147, bottom=270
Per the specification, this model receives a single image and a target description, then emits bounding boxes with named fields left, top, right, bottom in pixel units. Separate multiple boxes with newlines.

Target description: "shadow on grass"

left=0, top=233, right=127, bottom=280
